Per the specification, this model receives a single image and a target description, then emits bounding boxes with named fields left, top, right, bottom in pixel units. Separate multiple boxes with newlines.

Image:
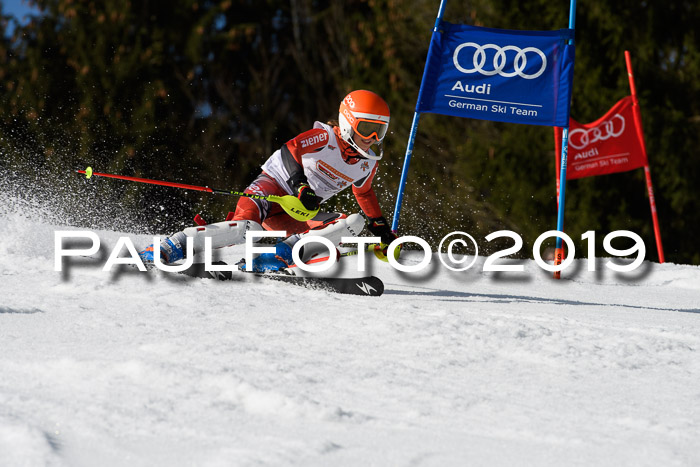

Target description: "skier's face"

left=353, top=133, right=377, bottom=153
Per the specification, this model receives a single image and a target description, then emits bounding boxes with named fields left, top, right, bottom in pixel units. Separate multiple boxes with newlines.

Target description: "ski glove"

left=367, top=216, right=398, bottom=246
left=295, top=183, right=322, bottom=211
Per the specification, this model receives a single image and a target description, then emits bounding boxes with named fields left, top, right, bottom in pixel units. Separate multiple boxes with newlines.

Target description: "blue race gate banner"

left=417, top=23, right=575, bottom=127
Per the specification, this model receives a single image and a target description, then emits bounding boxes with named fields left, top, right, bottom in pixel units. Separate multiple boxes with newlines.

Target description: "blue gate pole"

left=391, top=0, right=448, bottom=232
left=392, top=112, right=421, bottom=231
left=553, top=0, right=577, bottom=278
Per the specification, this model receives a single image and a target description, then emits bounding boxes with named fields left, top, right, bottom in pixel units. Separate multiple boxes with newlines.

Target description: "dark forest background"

left=1, top=0, right=698, bottom=264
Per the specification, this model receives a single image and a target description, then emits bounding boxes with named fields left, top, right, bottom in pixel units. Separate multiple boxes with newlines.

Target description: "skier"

left=139, top=89, right=398, bottom=271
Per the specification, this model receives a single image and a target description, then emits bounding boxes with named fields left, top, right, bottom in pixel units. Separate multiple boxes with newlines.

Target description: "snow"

left=1, top=196, right=700, bottom=467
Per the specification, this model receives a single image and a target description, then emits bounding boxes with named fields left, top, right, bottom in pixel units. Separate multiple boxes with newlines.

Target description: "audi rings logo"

left=569, top=114, right=625, bottom=150
left=453, top=42, right=547, bottom=80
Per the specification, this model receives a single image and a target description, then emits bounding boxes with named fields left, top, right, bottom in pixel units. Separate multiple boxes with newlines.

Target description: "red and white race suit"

left=265, top=122, right=382, bottom=211
left=232, top=122, right=384, bottom=234
left=264, top=122, right=377, bottom=196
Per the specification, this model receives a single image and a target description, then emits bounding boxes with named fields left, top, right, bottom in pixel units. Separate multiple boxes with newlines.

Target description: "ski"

left=258, top=273, right=384, bottom=296
left=180, top=261, right=384, bottom=297
left=79, top=250, right=385, bottom=296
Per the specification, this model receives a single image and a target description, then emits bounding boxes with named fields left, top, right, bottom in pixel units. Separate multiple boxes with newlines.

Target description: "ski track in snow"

left=1, top=206, right=699, bottom=466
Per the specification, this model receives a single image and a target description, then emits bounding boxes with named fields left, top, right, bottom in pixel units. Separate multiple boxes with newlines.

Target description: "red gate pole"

left=625, top=50, right=665, bottom=263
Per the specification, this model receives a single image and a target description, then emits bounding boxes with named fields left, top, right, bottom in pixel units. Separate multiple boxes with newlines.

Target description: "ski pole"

left=76, top=166, right=320, bottom=222
left=339, top=242, right=400, bottom=262
left=288, top=244, right=391, bottom=269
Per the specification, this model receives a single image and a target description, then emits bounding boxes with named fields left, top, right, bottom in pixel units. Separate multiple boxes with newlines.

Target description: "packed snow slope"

left=1, top=198, right=699, bottom=467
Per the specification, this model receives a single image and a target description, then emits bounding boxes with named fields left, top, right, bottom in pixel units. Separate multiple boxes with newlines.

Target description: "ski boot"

left=138, top=232, right=186, bottom=264
left=248, top=241, right=294, bottom=273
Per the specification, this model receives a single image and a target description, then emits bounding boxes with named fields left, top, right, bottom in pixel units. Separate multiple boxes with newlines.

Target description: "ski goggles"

left=354, top=119, right=389, bottom=141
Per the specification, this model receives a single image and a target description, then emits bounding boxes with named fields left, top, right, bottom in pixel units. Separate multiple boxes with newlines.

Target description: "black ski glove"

left=367, top=216, right=398, bottom=246
left=295, top=183, right=322, bottom=211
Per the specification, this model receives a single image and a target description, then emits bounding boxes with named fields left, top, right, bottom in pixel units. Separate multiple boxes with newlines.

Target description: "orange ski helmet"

left=338, top=90, right=390, bottom=160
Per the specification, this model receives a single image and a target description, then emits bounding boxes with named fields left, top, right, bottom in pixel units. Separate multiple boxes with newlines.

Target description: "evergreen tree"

left=1, top=0, right=698, bottom=263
